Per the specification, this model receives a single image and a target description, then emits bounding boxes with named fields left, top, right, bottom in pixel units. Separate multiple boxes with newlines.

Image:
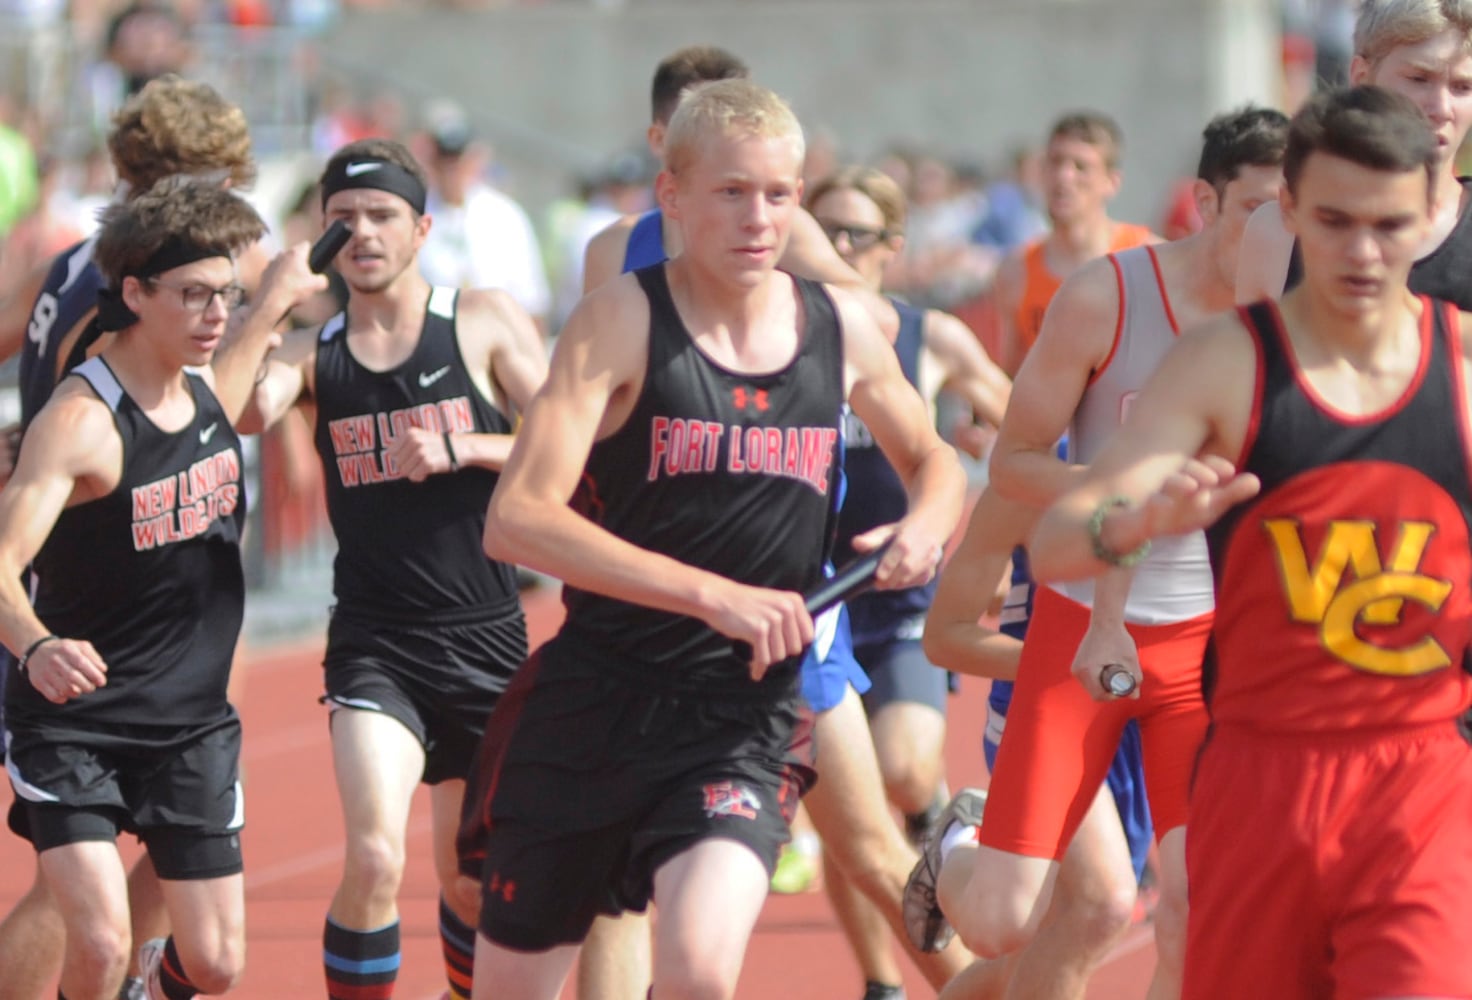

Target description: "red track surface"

left=0, top=583, right=1155, bottom=998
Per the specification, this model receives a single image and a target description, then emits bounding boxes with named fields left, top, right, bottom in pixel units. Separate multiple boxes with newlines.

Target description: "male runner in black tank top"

left=1236, top=0, right=1472, bottom=308
left=241, top=137, right=548, bottom=1000
left=0, top=180, right=289, bottom=1000
left=455, top=80, right=966, bottom=1000
left=0, top=75, right=329, bottom=999
left=1033, top=86, right=1472, bottom=1000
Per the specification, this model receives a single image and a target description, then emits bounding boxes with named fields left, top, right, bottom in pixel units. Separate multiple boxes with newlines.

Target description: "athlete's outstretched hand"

left=385, top=426, right=457, bottom=483
left=251, top=239, right=331, bottom=334
left=25, top=636, right=108, bottom=704
left=1071, top=618, right=1142, bottom=702
left=850, top=521, right=947, bottom=592
left=1107, top=456, right=1260, bottom=545
left=705, top=581, right=813, bottom=682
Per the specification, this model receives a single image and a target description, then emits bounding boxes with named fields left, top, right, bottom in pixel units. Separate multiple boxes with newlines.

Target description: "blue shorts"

left=985, top=681, right=1153, bottom=883
left=799, top=604, right=870, bottom=713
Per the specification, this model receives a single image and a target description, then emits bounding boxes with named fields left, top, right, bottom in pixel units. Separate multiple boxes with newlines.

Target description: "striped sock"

left=323, top=917, right=399, bottom=1000
left=154, top=938, right=200, bottom=1000
left=438, top=895, right=475, bottom=999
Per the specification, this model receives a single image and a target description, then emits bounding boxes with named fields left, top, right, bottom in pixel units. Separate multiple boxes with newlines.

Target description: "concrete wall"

left=325, top=0, right=1281, bottom=225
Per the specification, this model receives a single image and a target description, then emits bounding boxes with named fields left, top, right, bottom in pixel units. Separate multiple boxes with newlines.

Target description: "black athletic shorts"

left=456, top=636, right=816, bottom=952
left=6, top=715, right=244, bottom=880
left=858, top=635, right=950, bottom=717
left=322, top=607, right=527, bottom=785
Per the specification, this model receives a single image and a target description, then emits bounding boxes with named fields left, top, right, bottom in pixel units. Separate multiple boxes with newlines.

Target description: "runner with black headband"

left=0, top=177, right=294, bottom=1000
left=240, top=138, right=548, bottom=1000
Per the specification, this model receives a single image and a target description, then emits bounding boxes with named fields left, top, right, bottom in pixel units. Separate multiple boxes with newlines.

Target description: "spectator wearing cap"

left=548, top=151, right=651, bottom=331
left=417, top=102, right=551, bottom=333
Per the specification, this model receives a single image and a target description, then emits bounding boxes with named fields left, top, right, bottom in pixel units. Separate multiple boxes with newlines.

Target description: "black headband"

left=320, top=157, right=427, bottom=214
left=97, top=238, right=233, bottom=332
left=129, top=237, right=230, bottom=280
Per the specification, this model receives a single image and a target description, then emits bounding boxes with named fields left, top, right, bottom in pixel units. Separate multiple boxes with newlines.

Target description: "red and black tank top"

left=314, top=288, right=517, bottom=623
left=560, top=264, right=845, bottom=696
left=9, top=358, right=245, bottom=734
left=1205, top=299, right=1472, bottom=733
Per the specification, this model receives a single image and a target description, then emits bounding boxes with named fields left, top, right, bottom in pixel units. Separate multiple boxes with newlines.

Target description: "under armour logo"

left=732, top=386, right=769, bottom=411
left=488, top=870, right=517, bottom=904
left=344, top=161, right=384, bottom=177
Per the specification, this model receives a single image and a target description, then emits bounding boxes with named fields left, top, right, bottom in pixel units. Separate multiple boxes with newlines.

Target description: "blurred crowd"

left=0, top=0, right=1406, bottom=572
left=1, top=1, right=1381, bottom=345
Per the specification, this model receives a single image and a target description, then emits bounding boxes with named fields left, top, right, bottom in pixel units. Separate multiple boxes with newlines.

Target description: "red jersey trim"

left=1268, top=297, right=1432, bottom=426
left=1087, top=252, right=1126, bottom=388
left=1441, top=299, right=1472, bottom=497
left=1145, top=244, right=1181, bottom=335
left=1234, top=305, right=1266, bottom=469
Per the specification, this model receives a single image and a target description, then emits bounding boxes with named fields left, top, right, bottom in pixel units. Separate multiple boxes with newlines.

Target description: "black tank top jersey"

left=6, top=358, right=246, bottom=734
left=19, top=237, right=106, bottom=428
left=314, top=288, right=517, bottom=622
left=1204, top=300, right=1472, bottom=730
left=835, top=298, right=936, bottom=643
left=1284, top=178, right=1472, bottom=310
left=560, top=265, right=845, bottom=696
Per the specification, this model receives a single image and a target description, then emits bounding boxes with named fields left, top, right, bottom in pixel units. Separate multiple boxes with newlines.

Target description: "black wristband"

left=19, top=634, right=57, bottom=672
left=443, top=431, right=459, bottom=471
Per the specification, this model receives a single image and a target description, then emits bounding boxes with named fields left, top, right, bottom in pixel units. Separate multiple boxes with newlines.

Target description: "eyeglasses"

left=818, top=221, right=894, bottom=252
left=148, top=280, right=246, bottom=313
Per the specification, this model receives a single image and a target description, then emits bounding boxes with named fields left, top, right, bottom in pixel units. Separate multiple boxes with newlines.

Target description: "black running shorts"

left=457, top=636, right=816, bottom=952
left=7, top=716, right=244, bottom=879
left=322, top=608, right=528, bottom=784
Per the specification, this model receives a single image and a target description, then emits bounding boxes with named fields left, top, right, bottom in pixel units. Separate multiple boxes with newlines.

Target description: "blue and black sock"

left=323, top=916, right=400, bottom=1000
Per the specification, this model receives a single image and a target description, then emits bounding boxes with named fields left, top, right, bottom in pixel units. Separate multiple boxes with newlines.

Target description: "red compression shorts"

left=977, top=585, right=1210, bottom=859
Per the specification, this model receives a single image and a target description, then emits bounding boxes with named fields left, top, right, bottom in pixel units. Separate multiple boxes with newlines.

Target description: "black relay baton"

left=309, top=219, right=352, bottom=274
left=804, top=539, right=893, bottom=617
left=734, top=540, right=893, bottom=662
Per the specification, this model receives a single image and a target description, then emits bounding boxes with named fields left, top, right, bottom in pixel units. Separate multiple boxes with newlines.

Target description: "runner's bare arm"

left=582, top=215, right=639, bottom=295
left=839, top=287, right=967, bottom=591
left=989, top=256, right=1120, bottom=509
left=236, top=326, right=316, bottom=435
left=1030, top=317, right=1259, bottom=582
left=0, top=388, right=118, bottom=701
left=784, top=209, right=901, bottom=338
left=924, top=307, right=1011, bottom=430
left=921, top=485, right=1037, bottom=680
left=386, top=288, right=549, bottom=480
left=211, top=242, right=325, bottom=424
left=484, top=277, right=813, bottom=674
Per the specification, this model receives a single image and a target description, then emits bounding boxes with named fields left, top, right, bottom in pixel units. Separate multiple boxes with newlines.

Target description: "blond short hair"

left=1355, top=0, right=1472, bottom=66
left=664, top=79, right=805, bottom=176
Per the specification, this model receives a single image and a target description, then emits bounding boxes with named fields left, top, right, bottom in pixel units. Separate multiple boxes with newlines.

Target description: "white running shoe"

left=137, top=937, right=188, bottom=1000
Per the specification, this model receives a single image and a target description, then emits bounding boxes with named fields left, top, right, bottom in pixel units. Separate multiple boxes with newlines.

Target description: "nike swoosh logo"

left=418, top=366, right=451, bottom=388
left=199, top=422, right=218, bottom=444
left=344, top=162, right=383, bottom=178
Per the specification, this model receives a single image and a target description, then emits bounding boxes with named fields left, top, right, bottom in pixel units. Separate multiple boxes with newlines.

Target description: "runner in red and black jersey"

left=0, top=179, right=297, bottom=1000
left=243, top=136, right=548, bottom=1000
left=1031, top=86, right=1472, bottom=1000
left=456, top=80, right=965, bottom=1000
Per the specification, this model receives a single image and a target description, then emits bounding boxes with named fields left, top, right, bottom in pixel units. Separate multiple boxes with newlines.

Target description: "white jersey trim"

left=72, top=356, right=123, bottom=412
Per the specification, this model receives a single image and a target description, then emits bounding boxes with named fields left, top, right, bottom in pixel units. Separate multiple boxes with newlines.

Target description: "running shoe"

left=902, top=787, right=986, bottom=953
